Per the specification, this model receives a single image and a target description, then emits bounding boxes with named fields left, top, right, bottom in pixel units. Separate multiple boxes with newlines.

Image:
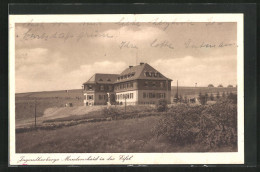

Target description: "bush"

left=198, top=93, right=208, bottom=105
left=156, top=99, right=168, bottom=112
left=153, top=104, right=205, bottom=145
left=227, top=93, right=237, bottom=104
left=210, top=93, right=214, bottom=101
left=198, top=99, right=237, bottom=148
left=153, top=99, right=237, bottom=149
left=102, top=107, right=122, bottom=119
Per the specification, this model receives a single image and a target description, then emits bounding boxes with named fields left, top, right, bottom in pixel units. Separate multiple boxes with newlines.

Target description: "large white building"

left=82, top=63, right=172, bottom=106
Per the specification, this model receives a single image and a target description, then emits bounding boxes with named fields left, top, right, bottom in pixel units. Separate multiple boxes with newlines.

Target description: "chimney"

left=140, top=62, right=144, bottom=65
left=129, top=66, right=133, bottom=68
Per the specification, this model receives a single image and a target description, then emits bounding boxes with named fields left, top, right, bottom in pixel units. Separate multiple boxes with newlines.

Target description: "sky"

left=15, top=22, right=237, bottom=93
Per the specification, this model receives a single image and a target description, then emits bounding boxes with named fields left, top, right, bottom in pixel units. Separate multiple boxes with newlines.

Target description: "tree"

left=174, top=93, right=178, bottom=103
left=179, top=95, right=183, bottom=103
left=227, top=92, right=237, bottom=104
left=205, top=92, right=209, bottom=101
left=208, top=84, right=214, bottom=88
left=210, top=93, right=214, bottom=101
left=218, top=84, right=223, bottom=88
left=157, top=99, right=168, bottom=112
left=199, top=92, right=202, bottom=99
left=109, top=94, right=116, bottom=105
left=198, top=92, right=207, bottom=105
left=184, top=96, right=188, bottom=103
left=216, top=91, right=220, bottom=99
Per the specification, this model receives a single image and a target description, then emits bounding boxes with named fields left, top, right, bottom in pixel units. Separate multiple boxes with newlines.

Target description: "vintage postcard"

left=9, top=14, right=244, bottom=165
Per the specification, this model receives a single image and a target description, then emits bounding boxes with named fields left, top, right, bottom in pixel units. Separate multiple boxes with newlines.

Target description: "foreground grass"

left=16, top=115, right=236, bottom=153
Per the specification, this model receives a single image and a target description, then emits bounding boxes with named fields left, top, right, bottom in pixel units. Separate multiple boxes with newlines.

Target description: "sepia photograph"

left=9, top=14, right=244, bottom=165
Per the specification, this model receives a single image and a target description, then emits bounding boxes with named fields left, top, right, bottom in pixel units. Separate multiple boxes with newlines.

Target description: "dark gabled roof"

left=115, top=63, right=172, bottom=83
left=83, top=73, right=119, bottom=84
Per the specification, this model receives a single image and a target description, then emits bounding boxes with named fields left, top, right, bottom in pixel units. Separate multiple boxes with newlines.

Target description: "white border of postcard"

left=9, top=14, right=244, bottom=165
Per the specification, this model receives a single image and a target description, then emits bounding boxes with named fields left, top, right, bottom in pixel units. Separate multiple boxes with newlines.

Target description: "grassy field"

left=15, top=87, right=236, bottom=127
left=15, top=89, right=84, bottom=126
left=16, top=115, right=235, bottom=153
left=15, top=87, right=237, bottom=153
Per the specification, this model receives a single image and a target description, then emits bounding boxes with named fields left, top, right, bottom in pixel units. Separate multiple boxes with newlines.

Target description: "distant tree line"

left=207, top=84, right=235, bottom=88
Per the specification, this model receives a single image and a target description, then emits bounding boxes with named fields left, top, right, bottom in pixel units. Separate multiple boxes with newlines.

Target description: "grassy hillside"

left=15, top=89, right=84, bottom=121
left=15, top=87, right=237, bottom=125
left=16, top=115, right=235, bottom=153
left=16, top=94, right=237, bottom=153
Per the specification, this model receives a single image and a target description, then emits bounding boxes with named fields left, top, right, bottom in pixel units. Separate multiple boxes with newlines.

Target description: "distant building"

left=82, top=63, right=172, bottom=106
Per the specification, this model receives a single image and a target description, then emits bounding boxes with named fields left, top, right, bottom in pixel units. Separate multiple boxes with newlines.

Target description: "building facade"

left=82, top=63, right=172, bottom=106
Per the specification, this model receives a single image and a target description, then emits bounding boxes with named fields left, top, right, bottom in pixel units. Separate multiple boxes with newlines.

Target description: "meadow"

left=15, top=86, right=237, bottom=153
left=15, top=86, right=236, bottom=121
left=16, top=100, right=237, bottom=153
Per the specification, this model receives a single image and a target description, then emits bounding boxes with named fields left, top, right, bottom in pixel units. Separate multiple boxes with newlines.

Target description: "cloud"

left=64, top=61, right=127, bottom=88
left=100, top=26, right=167, bottom=45
left=16, top=48, right=49, bottom=69
left=14, top=23, right=237, bottom=92
left=15, top=59, right=127, bottom=93
left=151, top=55, right=237, bottom=87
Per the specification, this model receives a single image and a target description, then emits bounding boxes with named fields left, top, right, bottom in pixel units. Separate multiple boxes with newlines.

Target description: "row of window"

left=143, top=92, right=166, bottom=99
left=116, top=93, right=134, bottom=100
left=117, top=72, right=135, bottom=81
left=98, top=78, right=111, bottom=82
left=139, top=102, right=157, bottom=105
left=115, top=82, right=134, bottom=90
left=99, top=85, right=113, bottom=91
left=84, top=85, right=113, bottom=91
left=144, top=81, right=165, bottom=88
left=85, top=81, right=167, bottom=91
left=144, top=71, right=162, bottom=78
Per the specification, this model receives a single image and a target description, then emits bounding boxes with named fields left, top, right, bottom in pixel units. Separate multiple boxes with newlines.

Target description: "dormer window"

left=99, top=78, right=103, bottom=81
left=145, top=71, right=150, bottom=77
left=107, top=78, right=111, bottom=82
left=88, top=85, right=93, bottom=90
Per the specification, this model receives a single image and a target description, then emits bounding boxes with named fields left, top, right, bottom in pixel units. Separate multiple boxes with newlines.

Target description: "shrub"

left=227, top=93, right=237, bottom=104
left=153, top=100, right=237, bottom=149
left=210, top=93, right=214, bottom=101
left=156, top=99, right=168, bottom=112
left=153, top=104, right=205, bottom=145
left=216, top=91, right=220, bottom=99
left=102, top=107, right=122, bottom=119
left=198, top=99, right=237, bottom=148
left=198, top=93, right=207, bottom=105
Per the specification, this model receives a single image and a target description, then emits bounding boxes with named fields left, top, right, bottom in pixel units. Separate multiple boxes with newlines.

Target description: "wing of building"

left=82, top=63, right=172, bottom=106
